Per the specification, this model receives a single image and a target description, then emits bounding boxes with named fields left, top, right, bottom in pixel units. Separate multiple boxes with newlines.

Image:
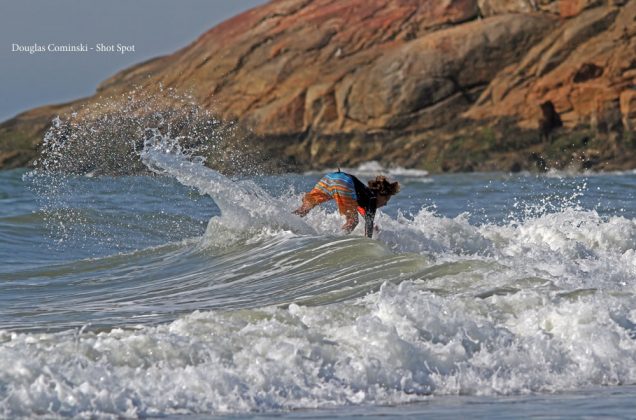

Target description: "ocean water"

left=1, top=133, right=636, bottom=418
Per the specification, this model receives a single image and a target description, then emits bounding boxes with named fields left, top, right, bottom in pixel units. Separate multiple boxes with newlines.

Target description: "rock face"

left=343, top=14, right=553, bottom=131
left=467, top=3, right=636, bottom=127
left=1, top=0, right=635, bottom=173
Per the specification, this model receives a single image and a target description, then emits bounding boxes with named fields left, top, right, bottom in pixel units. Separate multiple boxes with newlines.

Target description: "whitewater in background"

left=1, top=130, right=636, bottom=417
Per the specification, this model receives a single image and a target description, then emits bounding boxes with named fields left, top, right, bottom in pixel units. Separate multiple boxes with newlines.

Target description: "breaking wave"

left=1, top=132, right=635, bottom=417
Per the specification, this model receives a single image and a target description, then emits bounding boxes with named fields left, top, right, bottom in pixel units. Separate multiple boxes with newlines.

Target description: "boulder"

left=344, top=14, right=554, bottom=131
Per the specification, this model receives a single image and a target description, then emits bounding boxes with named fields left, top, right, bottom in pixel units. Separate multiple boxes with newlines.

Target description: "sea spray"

left=23, top=89, right=265, bottom=254
left=140, top=128, right=315, bottom=238
left=33, top=87, right=256, bottom=176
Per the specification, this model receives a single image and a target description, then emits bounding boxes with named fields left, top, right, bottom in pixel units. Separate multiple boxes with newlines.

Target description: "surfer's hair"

left=368, top=176, right=400, bottom=197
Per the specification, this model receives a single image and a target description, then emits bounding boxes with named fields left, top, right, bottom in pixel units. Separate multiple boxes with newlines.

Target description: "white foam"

left=1, top=278, right=634, bottom=417
left=304, top=161, right=429, bottom=179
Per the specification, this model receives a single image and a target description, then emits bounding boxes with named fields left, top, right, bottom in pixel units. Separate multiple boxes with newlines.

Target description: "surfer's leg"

left=333, top=192, right=359, bottom=232
left=328, top=175, right=359, bottom=233
left=294, top=188, right=331, bottom=217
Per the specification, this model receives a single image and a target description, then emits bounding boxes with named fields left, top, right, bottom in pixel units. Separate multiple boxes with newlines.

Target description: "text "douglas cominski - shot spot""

left=11, top=43, right=136, bottom=54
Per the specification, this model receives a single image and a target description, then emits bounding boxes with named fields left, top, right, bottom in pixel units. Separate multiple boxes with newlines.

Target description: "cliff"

left=1, top=0, right=635, bottom=173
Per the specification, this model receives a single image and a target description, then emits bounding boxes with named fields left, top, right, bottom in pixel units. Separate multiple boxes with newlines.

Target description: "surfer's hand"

left=342, top=218, right=358, bottom=234
left=293, top=207, right=309, bottom=217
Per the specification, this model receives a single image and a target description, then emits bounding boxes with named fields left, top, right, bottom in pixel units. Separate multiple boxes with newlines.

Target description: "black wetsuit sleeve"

left=364, top=210, right=375, bottom=238
left=347, top=173, right=377, bottom=238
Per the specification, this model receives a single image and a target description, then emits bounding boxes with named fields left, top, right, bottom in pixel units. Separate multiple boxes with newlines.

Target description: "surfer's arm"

left=364, top=211, right=375, bottom=238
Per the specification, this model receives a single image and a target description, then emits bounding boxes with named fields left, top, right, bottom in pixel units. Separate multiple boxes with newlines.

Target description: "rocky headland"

left=1, top=0, right=635, bottom=173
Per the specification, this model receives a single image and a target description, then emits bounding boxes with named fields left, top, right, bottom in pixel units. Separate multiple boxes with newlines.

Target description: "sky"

left=0, top=0, right=266, bottom=121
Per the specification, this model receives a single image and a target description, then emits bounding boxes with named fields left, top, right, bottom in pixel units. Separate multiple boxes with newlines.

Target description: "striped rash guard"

left=305, top=172, right=377, bottom=237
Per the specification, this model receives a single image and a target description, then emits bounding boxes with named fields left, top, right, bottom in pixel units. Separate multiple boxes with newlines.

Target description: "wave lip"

left=141, top=129, right=314, bottom=237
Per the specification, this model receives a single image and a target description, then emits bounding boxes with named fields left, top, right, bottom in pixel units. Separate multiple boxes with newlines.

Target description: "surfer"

left=293, top=171, right=400, bottom=238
